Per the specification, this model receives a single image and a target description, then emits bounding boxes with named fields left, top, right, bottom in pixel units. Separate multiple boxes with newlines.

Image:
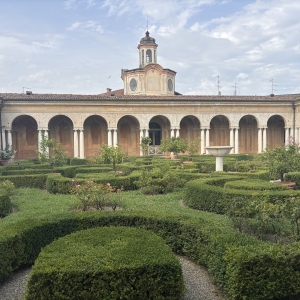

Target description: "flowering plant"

left=70, top=180, right=119, bottom=211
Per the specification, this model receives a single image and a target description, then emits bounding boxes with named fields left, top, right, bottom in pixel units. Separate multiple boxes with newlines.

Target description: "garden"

left=1, top=139, right=300, bottom=299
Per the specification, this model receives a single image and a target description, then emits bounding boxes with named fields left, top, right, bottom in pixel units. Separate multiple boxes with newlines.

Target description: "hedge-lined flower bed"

left=25, top=226, right=184, bottom=300
left=183, top=175, right=300, bottom=214
left=1, top=209, right=300, bottom=299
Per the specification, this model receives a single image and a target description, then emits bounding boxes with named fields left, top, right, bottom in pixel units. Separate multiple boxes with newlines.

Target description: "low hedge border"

left=0, top=190, right=10, bottom=217
left=1, top=210, right=300, bottom=299
left=183, top=175, right=300, bottom=214
left=0, top=174, right=48, bottom=189
left=25, top=226, right=184, bottom=300
left=46, top=172, right=141, bottom=194
left=224, top=179, right=289, bottom=191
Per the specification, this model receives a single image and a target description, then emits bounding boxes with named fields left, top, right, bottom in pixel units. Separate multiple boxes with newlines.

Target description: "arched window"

left=146, top=49, right=152, bottom=63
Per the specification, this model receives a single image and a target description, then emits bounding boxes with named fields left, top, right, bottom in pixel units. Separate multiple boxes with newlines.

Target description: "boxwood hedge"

left=183, top=176, right=300, bottom=214
left=25, top=227, right=185, bottom=300
left=1, top=210, right=300, bottom=299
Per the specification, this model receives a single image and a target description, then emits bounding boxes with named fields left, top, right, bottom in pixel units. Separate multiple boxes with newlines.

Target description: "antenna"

left=215, top=76, right=221, bottom=95
left=269, top=79, right=277, bottom=95
left=23, top=87, right=31, bottom=94
left=232, top=83, right=239, bottom=96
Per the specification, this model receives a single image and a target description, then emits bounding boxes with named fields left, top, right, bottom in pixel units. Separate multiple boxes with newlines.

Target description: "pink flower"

left=107, top=183, right=110, bottom=186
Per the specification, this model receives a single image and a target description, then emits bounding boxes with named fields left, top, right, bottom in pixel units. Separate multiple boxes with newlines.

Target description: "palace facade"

left=0, top=32, right=299, bottom=160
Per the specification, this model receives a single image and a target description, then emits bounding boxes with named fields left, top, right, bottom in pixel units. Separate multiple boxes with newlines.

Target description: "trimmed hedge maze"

left=1, top=157, right=300, bottom=299
left=25, top=227, right=184, bottom=300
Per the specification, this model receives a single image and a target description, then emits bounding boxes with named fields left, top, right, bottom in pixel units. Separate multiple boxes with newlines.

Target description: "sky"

left=0, top=0, right=300, bottom=96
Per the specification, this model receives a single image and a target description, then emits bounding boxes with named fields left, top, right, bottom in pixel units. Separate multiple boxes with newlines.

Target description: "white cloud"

left=67, top=21, right=104, bottom=33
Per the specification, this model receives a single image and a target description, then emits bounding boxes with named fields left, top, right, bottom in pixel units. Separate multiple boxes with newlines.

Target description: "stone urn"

left=205, top=146, right=234, bottom=172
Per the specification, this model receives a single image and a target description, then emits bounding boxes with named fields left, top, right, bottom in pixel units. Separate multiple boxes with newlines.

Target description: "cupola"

left=138, top=31, right=158, bottom=68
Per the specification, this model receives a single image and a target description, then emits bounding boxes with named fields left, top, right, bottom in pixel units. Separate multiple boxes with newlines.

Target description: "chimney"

left=26, top=91, right=32, bottom=95
left=106, top=88, right=112, bottom=93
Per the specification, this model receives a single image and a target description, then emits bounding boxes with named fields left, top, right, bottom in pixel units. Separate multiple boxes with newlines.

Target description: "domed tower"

left=138, top=31, right=158, bottom=68
left=121, top=31, right=176, bottom=96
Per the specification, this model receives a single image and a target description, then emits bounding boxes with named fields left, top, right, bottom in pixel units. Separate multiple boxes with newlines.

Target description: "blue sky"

left=0, top=0, right=299, bottom=96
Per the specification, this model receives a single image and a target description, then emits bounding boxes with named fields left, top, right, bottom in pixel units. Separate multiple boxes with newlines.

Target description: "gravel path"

left=0, top=257, right=224, bottom=300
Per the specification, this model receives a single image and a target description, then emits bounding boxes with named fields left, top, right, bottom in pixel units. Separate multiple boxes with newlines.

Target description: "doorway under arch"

left=12, top=115, right=38, bottom=160
left=267, top=115, right=285, bottom=149
left=239, top=115, right=258, bottom=153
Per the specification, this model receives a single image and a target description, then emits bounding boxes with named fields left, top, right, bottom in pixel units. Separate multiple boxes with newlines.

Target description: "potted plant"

left=0, top=144, right=16, bottom=166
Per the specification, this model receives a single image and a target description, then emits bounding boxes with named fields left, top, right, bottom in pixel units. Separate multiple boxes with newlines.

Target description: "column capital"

left=202, top=126, right=210, bottom=130
left=230, top=126, right=239, bottom=130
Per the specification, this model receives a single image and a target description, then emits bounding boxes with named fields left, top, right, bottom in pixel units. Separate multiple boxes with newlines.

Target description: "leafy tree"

left=263, top=142, right=300, bottom=181
left=140, top=137, right=152, bottom=156
left=36, top=133, right=67, bottom=172
left=160, top=137, right=188, bottom=158
left=186, top=137, right=201, bottom=161
left=99, top=144, right=125, bottom=172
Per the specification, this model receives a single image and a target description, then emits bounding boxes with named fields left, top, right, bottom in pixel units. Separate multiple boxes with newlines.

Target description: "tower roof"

left=139, top=31, right=157, bottom=46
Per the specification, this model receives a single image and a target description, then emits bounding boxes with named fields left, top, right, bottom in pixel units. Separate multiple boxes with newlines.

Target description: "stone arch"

left=267, top=115, right=285, bottom=149
left=11, top=115, right=38, bottom=160
left=117, top=115, right=140, bottom=156
left=48, top=115, right=74, bottom=157
left=84, top=116, right=108, bottom=157
left=180, top=115, right=201, bottom=154
left=210, top=115, right=230, bottom=146
left=148, top=116, right=171, bottom=155
left=239, top=115, right=258, bottom=154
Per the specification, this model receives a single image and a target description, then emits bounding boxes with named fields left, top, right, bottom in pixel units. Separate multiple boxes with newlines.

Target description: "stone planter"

left=273, top=181, right=296, bottom=190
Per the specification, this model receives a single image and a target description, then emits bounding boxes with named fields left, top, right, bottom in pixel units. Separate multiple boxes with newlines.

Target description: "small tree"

left=36, top=134, right=67, bottom=172
left=263, top=140, right=300, bottom=181
left=187, top=137, right=201, bottom=161
left=99, top=144, right=125, bottom=172
left=160, top=137, right=188, bottom=158
left=36, top=132, right=49, bottom=163
left=140, top=137, right=152, bottom=156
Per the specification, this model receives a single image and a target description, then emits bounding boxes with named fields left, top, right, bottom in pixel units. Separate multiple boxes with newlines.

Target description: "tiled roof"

left=0, top=90, right=300, bottom=102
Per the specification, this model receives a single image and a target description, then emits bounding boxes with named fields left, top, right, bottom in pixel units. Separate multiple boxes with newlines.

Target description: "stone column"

left=257, top=128, right=262, bottom=153
left=140, top=129, right=144, bottom=156
left=38, top=130, right=42, bottom=152
left=234, top=127, right=239, bottom=154
left=229, top=128, right=234, bottom=154
left=79, top=130, right=84, bottom=158
left=205, top=128, right=210, bottom=154
left=170, top=129, right=175, bottom=138
left=113, top=129, right=118, bottom=147
left=262, top=127, right=267, bottom=151
left=285, top=127, right=290, bottom=145
left=175, top=128, right=180, bottom=138
left=2, top=129, right=6, bottom=150
left=44, top=130, right=49, bottom=154
left=73, top=130, right=78, bottom=158
left=297, top=127, right=300, bottom=144
left=107, top=129, right=112, bottom=146
left=200, top=129, right=205, bottom=154
left=7, top=130, right=12, bottom=146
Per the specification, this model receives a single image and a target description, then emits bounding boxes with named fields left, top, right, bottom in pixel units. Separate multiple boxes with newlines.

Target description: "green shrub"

left=1, top=169, right=52, bottom=176
left=285, top=172, right=300, bottom=189
left=0, top=175, right=47, bottom=189
left=224, top=179, right=289, bottom=191
left=0, top=190, right=11, bottom=217
left=69, top=158, right=88, bottom=165
left=25, top=227, right=184, bottom=300
left=183, top=176, right=300, bottom=214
